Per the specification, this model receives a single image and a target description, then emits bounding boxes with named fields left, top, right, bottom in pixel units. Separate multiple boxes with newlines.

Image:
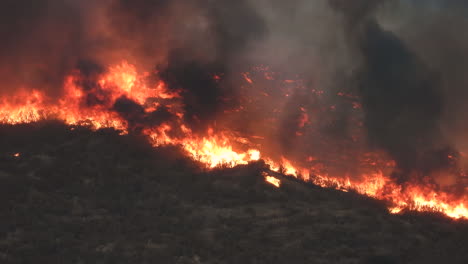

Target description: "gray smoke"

left=1, top=0, right=468, bottom=184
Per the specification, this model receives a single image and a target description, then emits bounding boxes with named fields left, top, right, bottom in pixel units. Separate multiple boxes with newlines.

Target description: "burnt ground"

left=1, top=122, right=468, bottom=264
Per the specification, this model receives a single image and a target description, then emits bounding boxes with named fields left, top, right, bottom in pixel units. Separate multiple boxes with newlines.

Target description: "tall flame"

left=2, top=60, right=468, bottom=219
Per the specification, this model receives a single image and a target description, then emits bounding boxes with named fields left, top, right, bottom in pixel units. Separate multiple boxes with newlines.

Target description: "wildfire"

left=2, top=60, right=468, bottom=220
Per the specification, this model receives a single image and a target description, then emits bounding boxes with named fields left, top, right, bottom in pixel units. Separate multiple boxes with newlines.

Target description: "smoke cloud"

left=326, top=0, right=468, bottom=182
left=1, top=0, right=468, bottom=183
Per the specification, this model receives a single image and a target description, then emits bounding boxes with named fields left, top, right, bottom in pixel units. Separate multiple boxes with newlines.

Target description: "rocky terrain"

left=1, top=122, right=468, bottom=264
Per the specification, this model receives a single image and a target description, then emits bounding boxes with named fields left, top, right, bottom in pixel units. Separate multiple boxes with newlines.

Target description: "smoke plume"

left=1, top=0, right=468, bottom=184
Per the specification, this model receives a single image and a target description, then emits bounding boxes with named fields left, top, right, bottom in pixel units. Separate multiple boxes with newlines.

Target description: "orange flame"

left=2, top=60, right=468, bottom=219
left=265, top=175, right=281, bottom=188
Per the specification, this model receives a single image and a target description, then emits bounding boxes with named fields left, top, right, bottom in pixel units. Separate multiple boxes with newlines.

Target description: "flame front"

left=2, top=60, right=468, bottom=219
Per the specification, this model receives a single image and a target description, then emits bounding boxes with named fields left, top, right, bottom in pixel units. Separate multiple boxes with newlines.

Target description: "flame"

left=265, top=175, right=281, bottom=188
left=2, top=60, right=468, bottom=219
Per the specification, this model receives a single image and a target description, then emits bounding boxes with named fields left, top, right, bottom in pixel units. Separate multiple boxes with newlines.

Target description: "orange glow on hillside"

left=1, top=60, right=468, bottom=220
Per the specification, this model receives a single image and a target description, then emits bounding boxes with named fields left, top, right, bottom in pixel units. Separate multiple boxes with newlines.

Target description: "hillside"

left=1, top=122, right=468, bottom=264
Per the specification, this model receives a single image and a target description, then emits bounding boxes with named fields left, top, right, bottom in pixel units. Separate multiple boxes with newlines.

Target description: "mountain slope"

left=1, top=122, right=467, bottom=264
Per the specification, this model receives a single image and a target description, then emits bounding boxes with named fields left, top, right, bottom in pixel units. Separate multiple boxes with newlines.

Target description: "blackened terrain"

left=0, top=122, right=467, bottom=264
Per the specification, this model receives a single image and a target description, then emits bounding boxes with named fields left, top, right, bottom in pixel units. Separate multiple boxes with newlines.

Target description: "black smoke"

left=2, top=0, right=468, bottom=184
left=0, top=0, right=85, bottom=96
left=328, top=0, right=461, bottom=182
left=155, top=0, right=267, bottom=131
left=0, top=0, right=266, bottom=132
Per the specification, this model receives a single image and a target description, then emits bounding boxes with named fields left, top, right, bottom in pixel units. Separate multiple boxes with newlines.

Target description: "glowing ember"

left=2, top=60, right=468, bottom=220
left=13, top=153, right=20, bottom=157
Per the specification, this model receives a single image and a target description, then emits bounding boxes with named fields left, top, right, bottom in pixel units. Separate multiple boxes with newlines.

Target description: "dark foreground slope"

left=1, top=122, right=467, bottom=264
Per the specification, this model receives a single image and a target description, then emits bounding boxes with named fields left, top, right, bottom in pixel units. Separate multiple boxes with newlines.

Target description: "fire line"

left=2, top=60, right=468, bottom=220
